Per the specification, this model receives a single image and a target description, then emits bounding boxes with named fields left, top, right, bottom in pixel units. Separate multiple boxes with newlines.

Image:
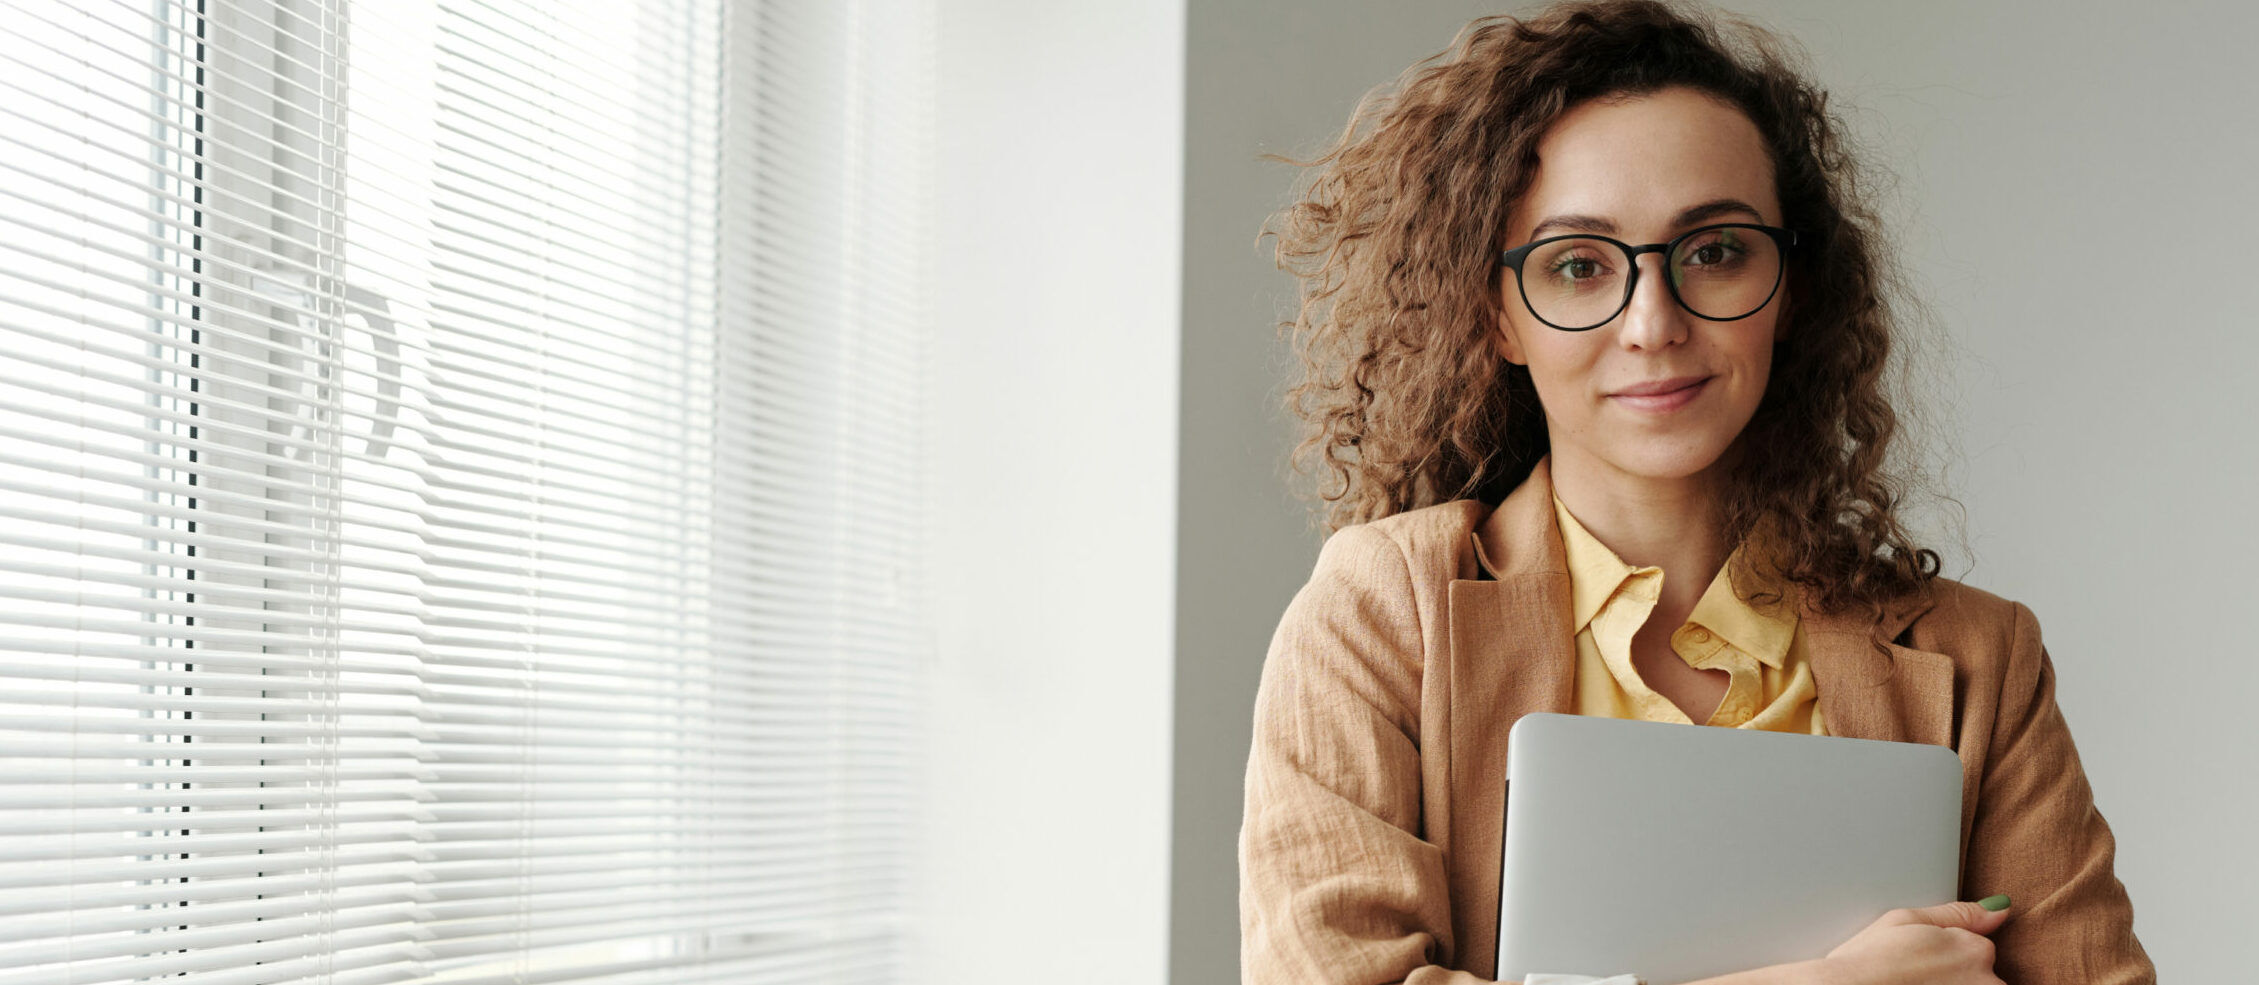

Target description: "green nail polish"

left=1978, top=894, right=2011, bottom=911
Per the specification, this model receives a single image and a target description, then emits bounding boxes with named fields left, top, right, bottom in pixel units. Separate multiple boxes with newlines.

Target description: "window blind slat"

left=2, top=1, right=926, bottom=983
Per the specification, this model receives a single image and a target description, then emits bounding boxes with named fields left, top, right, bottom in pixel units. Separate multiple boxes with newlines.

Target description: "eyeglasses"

left=1497, top=223, right=1798, bottom=331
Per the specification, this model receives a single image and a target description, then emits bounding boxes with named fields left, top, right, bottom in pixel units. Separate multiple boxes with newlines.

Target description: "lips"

left=1610, top=375, right=1710, bottom=397
left=1608, top=375, right=1710, bottom=412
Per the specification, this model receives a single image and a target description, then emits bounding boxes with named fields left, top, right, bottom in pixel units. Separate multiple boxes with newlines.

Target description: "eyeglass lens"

left=1521, top=226, right=1782, bottom=329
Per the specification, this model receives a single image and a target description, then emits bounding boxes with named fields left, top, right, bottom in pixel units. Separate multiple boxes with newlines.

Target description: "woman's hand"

left=1814, top=897, right=2012, bottom=985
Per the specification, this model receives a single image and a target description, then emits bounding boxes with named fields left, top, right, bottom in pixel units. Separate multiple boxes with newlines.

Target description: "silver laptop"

left=1495, top=713, right=1962, bottom=985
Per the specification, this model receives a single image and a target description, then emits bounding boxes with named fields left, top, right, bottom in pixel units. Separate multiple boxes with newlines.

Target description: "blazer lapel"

left=1441, top=458, right=1575, bottom=975
left=1800, top=594, right=1956, bottom=749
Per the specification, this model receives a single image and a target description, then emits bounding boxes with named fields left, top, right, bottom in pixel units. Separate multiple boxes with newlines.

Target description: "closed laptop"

left=1495, top=712, right=1963, bottom=985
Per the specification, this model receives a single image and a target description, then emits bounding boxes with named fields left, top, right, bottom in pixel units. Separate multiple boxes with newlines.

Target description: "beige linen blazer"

left=1239, top=458, right=2155, bottom=985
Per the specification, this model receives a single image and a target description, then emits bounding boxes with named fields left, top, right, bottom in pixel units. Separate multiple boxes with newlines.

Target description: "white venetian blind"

left=0, top=0, right=930, bottom=982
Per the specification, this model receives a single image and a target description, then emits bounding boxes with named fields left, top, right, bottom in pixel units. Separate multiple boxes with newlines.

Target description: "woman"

left=1239, top=2, right=2155, bottom=984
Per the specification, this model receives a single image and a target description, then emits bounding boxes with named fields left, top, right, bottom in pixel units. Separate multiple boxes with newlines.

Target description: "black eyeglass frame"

left=1496, top=222, right=1800, bottom=332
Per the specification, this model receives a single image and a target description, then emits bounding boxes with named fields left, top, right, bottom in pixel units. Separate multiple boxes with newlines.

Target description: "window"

left=0, top=1, right=929, bottom=981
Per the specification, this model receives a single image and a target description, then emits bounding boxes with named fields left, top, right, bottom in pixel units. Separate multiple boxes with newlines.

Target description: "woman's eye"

left=1684, top=242, right=1742, bottom=266
left=1682, top=231, right=1748, bottom=268
left=1553, top=257, right=1602, bottom=280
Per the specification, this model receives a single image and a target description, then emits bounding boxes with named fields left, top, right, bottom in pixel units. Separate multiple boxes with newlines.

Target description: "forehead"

left=1511, top=86, right=1778, bottom=240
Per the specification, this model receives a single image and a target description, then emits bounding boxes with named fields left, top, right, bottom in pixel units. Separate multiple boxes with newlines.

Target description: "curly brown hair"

left=1266, top=0, right=1954, bottom=617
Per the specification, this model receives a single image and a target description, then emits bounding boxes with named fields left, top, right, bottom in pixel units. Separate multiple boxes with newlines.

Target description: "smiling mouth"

left=1608, top=377, right=1710, bottom=411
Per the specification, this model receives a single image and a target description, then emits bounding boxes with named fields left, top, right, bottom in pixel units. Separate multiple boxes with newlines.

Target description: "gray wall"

left=1174, top=2, right=2258, bottom=982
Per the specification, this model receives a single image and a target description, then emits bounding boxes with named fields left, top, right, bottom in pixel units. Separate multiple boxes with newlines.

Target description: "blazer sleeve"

left=1962, top=601, right=2156, bottom=985
left=1239, top=524, right=1495, bottom=985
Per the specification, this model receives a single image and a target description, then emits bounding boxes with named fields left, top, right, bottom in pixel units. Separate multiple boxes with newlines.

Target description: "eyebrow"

left=1526, top=198, right=1766, bottom=240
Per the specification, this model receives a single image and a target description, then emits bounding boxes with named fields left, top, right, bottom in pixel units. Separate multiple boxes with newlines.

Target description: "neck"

left=1548, top=445, right=1733, bottom=614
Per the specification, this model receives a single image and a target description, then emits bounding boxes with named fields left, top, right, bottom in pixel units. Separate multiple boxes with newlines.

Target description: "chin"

left=1595, top=438, right=1735, bottom=482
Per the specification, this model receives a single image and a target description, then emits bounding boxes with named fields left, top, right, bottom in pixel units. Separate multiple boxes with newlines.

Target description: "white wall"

left=920, top=3, right=1186, bottom=984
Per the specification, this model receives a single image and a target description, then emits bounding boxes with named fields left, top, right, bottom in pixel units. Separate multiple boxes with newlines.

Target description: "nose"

left=1617, top=252, right=1690, bottom=351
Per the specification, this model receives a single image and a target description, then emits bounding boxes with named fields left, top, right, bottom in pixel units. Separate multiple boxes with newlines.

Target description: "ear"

left=1493, top=296, right=1528, bottom=366
left=1494, top=328, right=1525, bottom=365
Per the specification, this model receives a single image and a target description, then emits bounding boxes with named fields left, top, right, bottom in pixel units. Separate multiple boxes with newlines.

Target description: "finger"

left=1902, top=896, right=2012, bottom=931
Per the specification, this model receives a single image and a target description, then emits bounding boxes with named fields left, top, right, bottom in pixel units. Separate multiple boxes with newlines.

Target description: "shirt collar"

left=1686, top=551, right=1799, bottom=669
left=1553, top=491, right=1647, bottom=635
left=1550, top=492, right=1800, bottom=669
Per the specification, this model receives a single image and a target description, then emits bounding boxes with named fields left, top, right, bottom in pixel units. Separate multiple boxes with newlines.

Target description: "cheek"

left=1517, top=339, right=1599, bottom=421
left=1745, top=324, right=1779, bottom=383
left=1725, top=331, right=1777, bottom=414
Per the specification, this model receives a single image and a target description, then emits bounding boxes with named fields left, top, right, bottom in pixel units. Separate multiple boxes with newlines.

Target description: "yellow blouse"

left=1553, top=493, right=1829, bottom=735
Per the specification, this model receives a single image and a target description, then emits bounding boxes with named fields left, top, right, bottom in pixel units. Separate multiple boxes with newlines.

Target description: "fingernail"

left=1978, top=894, right=2011, bottom=911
